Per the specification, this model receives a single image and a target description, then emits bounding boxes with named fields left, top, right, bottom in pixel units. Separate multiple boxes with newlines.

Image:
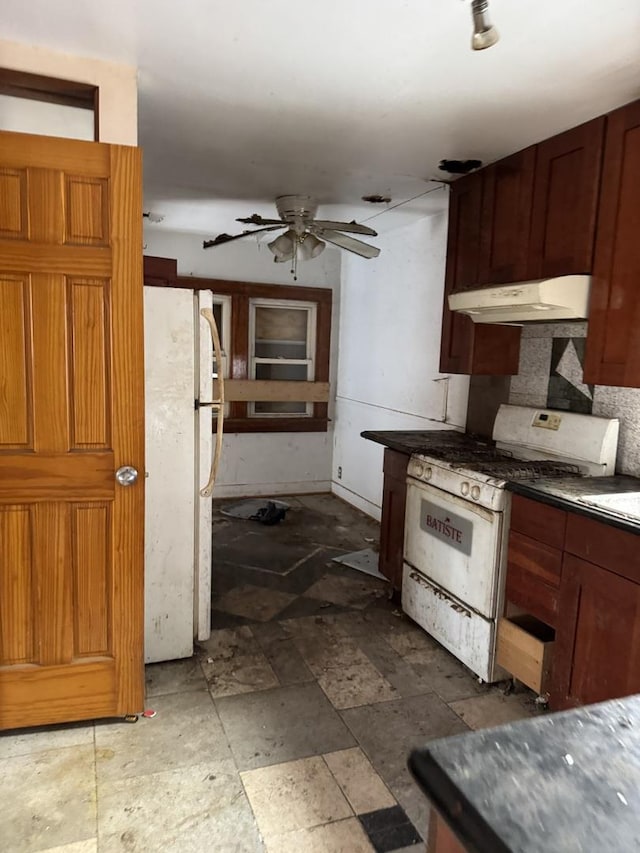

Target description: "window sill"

left=220, top=417, right=329, bottom=434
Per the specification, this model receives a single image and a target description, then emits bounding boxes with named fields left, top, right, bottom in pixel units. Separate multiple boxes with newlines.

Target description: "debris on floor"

left=250, top=501, right=288, bottom=526
left=220, top=498, right=290, bottom=521
left=332, top=548, right=388, bottom=581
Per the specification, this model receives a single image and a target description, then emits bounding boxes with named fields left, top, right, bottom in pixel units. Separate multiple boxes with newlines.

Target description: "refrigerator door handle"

left=199, top=307, right=225, bottom=498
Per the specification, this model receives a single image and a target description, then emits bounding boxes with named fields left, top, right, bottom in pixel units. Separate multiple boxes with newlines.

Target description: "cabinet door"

left=551, top=553, right=640, bottom=710
left=143, top=254, right=177, bottom=287
left=479, top=147, right=536, bottom=284
left=379, top=450, right=409, bottom=590
left=584, top=99, right=640, bottom=387
left=439, top=176, right=522, bottom=375
left=448, top=172, right=483, bottom=293
left=528, top=118, right=605, bottom=279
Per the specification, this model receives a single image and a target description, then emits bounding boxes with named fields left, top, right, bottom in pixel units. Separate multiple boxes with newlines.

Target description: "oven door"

left=404, top=478, right=503, bottom=618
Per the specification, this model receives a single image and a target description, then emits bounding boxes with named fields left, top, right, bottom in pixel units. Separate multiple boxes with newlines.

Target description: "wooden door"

left=479, top=147, right=536, bottom=284
left=584, top=99, right=640, bottom=388
left=0, top=131, right=144, bottom=729
left=551, top=553, right=640, bottom=710
left=528, top=118, right=605, bottom=279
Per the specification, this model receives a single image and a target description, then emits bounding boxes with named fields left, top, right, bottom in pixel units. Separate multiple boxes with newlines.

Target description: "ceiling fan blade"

left=236, top=214, right=287, bottom=226
left=313, top=220, right=378, bottom=237
left=203, top=225, right=283, bottom=249
left=317, top=229, right=380, bottom=259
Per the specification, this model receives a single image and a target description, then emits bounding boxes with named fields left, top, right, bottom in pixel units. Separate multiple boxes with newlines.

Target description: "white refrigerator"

left=143, top=286, right=222, bottom=662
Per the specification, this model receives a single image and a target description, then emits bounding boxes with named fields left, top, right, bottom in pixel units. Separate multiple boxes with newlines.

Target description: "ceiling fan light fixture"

left=298, top=232, right=326, bottom=260
left=470, top=0, right=499, bottom=50
left=268, top=230, right=295, bottom=262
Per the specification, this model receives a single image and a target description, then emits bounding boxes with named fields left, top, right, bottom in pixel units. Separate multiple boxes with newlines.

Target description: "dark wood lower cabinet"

left=551, top=553, right=640, bottom=710
left=428, top=810, right=466, bottom=853
left=505, top=495, right=640, bottom=710
left=378, top=449, right=409, bottom=591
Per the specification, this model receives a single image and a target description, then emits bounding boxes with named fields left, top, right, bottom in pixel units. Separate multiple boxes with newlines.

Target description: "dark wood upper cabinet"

left=143, top=254, right=178, bottom=287
left=478, top=147, right=536, bottom=285
left=584, top=99, right=640, bottom=388
left=439, top=174, right=521, bottom=375
left=448, top=171, right=483, bottom=293
left=528, top=118, right=605, bottom=279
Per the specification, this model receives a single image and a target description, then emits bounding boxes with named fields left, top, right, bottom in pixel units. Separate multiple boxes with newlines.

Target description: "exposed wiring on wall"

left=360, top=182, right=447, bottom=225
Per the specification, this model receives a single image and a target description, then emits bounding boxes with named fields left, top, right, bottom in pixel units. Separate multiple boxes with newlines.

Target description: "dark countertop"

left=361, top=430, right=640, bottom=535
left=506, top=475, right=640, bottom=536
left=409, top=695, right=640, bottom=853
left=360, top=429, right=492, bottom=456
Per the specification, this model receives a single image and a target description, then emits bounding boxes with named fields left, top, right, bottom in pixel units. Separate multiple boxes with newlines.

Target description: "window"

left=212, top=295, right=231, bottom=383
left=249, top=300, right=316, bottom=417
left=0, top=68, right=98, bottom=140
left=142, top=259, right=332, bottom=434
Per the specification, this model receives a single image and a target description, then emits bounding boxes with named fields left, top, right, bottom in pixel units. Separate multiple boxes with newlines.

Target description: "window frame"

left=142, top=258, right=332, bottom=434
left=248, top=297, right=317, bottom=418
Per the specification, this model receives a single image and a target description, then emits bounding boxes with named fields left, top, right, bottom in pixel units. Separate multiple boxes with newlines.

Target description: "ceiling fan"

left=203, top=195, right=380, bottom=279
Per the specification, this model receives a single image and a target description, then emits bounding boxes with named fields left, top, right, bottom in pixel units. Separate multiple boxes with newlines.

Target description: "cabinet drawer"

left=505, top=530, right=561, bottom=627
left=510, top=495, right=567, bottom=549
left=565, top=512, right=640, bottom=584
left=496, top=615, right=555, bottom=694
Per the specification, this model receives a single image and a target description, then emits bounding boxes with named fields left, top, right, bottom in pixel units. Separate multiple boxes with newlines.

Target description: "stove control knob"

left=414, top=462, right=424, bottom=478
left=460, top=481, right=470, bottom=497
left=423, top=466, right=433, bottom=481
left=471, top=485, right=481, bottom=501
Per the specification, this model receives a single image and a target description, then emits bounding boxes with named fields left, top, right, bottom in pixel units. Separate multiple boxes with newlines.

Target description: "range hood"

left=448, top=275, right=591, bottom=324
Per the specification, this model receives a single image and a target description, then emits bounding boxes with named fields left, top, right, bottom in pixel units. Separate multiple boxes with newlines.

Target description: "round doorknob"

left=115, top=465, right=138, bottom=486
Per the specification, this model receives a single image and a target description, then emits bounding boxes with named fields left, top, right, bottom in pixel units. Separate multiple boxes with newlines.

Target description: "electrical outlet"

left=337, top=466, right=342, bottom=479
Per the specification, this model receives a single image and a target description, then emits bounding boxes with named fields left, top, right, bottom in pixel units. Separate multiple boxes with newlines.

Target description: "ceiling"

left=4, top=0, right=640, bottom=236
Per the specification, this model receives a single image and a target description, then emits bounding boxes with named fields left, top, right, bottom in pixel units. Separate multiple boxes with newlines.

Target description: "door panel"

left=0, top=274, right=32, bottom=446
left=0, top=506, right=33, bottom=665
left=68, top=278, right=111, bottom=447
left=479, top=147, right=536, bottom=284
left=584, top=100, right=640, bottom=387
left=0, top=130, right=144, bottom=729
left=528, top=118, right=604, bottom=279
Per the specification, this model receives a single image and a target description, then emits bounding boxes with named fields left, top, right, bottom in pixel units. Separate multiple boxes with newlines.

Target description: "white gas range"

left=401, top=405, right=619, bottom=683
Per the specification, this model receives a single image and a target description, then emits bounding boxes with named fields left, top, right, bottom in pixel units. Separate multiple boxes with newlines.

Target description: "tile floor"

left=1, top=494, right=540, bottom=852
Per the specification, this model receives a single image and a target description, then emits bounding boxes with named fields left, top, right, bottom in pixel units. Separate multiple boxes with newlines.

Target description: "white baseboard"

left=213, top=480, right=332, bottom=499
left=330, top=481, right=382, bottom=521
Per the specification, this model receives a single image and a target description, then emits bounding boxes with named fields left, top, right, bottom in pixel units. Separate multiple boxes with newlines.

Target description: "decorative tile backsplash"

left=508, top=322, right=640, bottom=476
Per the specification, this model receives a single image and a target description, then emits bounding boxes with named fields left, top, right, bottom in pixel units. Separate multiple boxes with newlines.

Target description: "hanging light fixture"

left=470, top=0, right=499, bottom=51
left=297, top=232, right=326, bottom=261
left=268, top=229, right=326, bottom=280
left=268, top=230, right=295, bottom=262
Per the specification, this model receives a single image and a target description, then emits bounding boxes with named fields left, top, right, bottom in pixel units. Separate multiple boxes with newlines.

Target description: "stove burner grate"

left=426, top=447, right=513, bottom=464
left=463, top=460, right=583, bottom=480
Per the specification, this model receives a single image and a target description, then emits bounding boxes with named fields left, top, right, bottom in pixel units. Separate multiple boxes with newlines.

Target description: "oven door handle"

left=408, top=571, right=472, bottom=618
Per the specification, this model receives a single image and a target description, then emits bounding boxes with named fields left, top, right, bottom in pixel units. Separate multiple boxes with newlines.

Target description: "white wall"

left=0, top=39, right=137, bottom=145
left=143, top=227, right=342, bottom=498
left=332, top=211, right=470, bottom=519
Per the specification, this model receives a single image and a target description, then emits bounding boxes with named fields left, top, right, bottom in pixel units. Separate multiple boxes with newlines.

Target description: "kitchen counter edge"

left=505, top=478, right=640, bottom=536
